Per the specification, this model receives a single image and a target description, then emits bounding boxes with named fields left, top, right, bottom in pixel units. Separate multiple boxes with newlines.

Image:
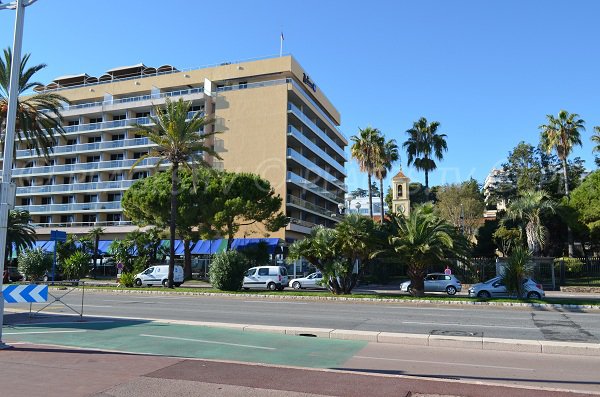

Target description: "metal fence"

left=558, top=257, right=600, bottom=287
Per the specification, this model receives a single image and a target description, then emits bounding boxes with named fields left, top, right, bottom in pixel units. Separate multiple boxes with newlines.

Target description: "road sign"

left=50, top=230, right=67, bottom=242
left=2, top=284, right=48, bottom=303
left=117, top=262, right=124, bottom=270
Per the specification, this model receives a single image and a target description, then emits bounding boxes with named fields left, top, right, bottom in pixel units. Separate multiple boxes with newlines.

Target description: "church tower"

left=391, top=170, right=411, bottom=215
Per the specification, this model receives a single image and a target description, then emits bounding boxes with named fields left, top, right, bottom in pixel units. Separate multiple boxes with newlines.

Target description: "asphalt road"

left=19, top=290, right=600, bottom=343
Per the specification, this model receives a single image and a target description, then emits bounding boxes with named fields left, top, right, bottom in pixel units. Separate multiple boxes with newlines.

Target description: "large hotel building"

left=9, top=56, right=347, bottom=242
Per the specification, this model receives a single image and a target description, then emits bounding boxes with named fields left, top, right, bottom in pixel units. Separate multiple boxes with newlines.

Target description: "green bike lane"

left=2, top=318, right=366, bottom=368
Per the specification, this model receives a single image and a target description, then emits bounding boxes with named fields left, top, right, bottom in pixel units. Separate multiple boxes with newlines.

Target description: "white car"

left=243, top=266, right=288, bottom=291
left=134, top=265, right=184, bottom=287
left=289, top=272, right=325, bottom=289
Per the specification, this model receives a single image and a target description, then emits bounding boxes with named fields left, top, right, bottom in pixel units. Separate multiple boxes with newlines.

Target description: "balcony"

left=16, top=201, right=122, bottom=214
left=287, top=126, right=345, bottom=175
left=17, top=180, right=135, bottom=196
left=286, top=148, right=345, bottom=190
left=13, top=157, right=162, bottom=177
left=288, top=103, right=346, bottom=159
left=32, top=220, right=134, bottom=228
left=16, top=138, right=154, bottom=159
left=286, top=172, right=341, bottom=204
left=286, top=195, right=337, bottom=221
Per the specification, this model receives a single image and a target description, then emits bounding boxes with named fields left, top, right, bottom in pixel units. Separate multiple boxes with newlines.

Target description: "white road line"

left=389, top=307, right=465, bottom=311
left=401, top=321, right=538, bottom=330
left=8, top=320, right=114, bottom=326
left=243, top=300, right=308, bottom=305
left=354, top=356, right=535, bottom=371
left=81, top=305, right=113, bottom=308
left=139, top=334, right=276, bottom=350
left=4, top=330, right=87, bottom=335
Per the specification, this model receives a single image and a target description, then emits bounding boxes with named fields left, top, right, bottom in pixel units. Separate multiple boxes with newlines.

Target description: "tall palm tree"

left=87, top=227, right=105, bottom=278
left=373, top=139, right=399, bottom=223
left=503, top=190, right=557, bottom=256
left=592, top=126, right=600, bottom=167
left=131, top=97, right=220, bottom=288
left=6, top=209, right=36, bottom=265
left=403, top=117, right=448, bottom=189
left=388, top=204, right=470, bottom=297
left=351, top=127, right=384, bottom=219
left=539, top=110, right=585, bottom=256
left=0, top=48, right=68, bottom=158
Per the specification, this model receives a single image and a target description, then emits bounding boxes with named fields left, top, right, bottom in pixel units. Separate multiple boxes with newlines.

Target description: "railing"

left=13, top=157, right=161, bottom=176
left=286, top=195, right=337, bottom=219
left=286, top=172, right=341, bottom=203
left=216, top=78, right=287, bottom=93
left=32, top=221, right=134, bottom=228
left=287, top=125, right=346, bottom=175
left=17, top=180, right=134, bottom=195
left=288, top=103, right=346, bottom=159
left=288, top=217, right=318, bottom=229
left=16, top=138, right=153, bottom=158
left=16, top=201, right=122, bottom=213
left=286, top=148, right=345, bottom=189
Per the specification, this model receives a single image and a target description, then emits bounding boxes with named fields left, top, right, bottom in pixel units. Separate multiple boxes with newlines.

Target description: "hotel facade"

left=8, top=56, right=347, bottom=242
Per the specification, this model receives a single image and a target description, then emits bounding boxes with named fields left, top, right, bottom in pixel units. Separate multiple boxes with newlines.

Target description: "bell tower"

left=391, top=170, right=411, bottom=215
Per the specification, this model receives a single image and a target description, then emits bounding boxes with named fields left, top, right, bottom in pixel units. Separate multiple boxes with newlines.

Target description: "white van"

left=134, top=265, right=184, bottom=287
left=243, top=266, right=288, bottom=291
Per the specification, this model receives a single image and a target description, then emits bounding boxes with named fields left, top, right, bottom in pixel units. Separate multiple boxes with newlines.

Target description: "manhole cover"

left=430, top=330, right=482, bottom=337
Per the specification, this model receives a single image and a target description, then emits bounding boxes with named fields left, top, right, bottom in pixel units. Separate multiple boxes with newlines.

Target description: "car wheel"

left=527, top=291, right=541, bottom=299
left=477, top=291, right=491, bottom=298
left=446, top=285, right=457, bottom=295
left=134, top=278, right=142, bottom=287
left=292, top=281, right=301, bottom=290
left=243, top=287, right=250, bottom=291
left=278, top=286, right=285, bottom=291
left=267, top=282, right=276, bottom=291
left=162, top=279, right=169, bottom=287
left=407, top=285, right=413, bottom=294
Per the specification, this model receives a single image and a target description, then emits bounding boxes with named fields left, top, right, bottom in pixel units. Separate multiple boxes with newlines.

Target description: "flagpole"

left=280, top=32, right=283, bottom=57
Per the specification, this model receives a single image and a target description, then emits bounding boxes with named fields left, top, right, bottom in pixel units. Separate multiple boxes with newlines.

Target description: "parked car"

left=243, top=266, right=288, bottom=291
left=468, top=276, right=545, bottom=299
left=399, top=273, right=462, bottom=295
left=289, top=272, right=325, bottom=289
left=133, top=265, right=184, bottom=287
left=7, top=266, right=23, bottom=282
left=43, top=269, right=64, bottom=282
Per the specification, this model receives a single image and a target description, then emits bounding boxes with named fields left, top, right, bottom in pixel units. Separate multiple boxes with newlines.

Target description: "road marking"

left=354, top=356, right=535, bottom=371
left=401, top=321, right=537, bottom=330
left=4, top=330, right=87, bottom=335
left=389, top=306, right=465, bottom=311
left=81, top=305, right=113, bottom=308
left=243, top=300, right=308, bottom=305
left=7, top=320, right=114, bottom=326
left=139, top=334, right=276, bottom=350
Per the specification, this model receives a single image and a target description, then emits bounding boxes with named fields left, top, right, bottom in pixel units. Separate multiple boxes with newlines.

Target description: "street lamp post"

left=0, top=0, right=37, bottom=349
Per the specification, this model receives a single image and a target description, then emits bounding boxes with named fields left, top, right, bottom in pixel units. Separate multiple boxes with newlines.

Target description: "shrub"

left=17, top=248, right=53, bottom=281
left=119, top=272, right=135, bottom=288
left=501, top=245, right=533, bottom=297
left=209, top=251, right=250, bottom=291
left=63, top=251, right=92, bottom=280
left=554, top=257, right=584, bottom=274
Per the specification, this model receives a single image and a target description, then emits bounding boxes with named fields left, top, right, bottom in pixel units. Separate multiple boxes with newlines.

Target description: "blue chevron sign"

left=2, top=285, right=48, bottom=303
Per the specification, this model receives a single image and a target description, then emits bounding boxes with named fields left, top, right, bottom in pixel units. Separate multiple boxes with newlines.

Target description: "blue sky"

left=1, top=0, right=599, bottom=192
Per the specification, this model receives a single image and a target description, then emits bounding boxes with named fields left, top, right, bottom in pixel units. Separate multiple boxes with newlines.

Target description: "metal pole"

left=0, top=0, right=28, bottom=349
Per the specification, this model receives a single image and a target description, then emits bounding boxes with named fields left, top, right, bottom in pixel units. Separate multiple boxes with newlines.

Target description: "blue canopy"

left=231, top=238, right=281, bottom=254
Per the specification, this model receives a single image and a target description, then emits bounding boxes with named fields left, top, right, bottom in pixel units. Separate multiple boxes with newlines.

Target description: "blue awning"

left=231, top=238, right=281, bottom=254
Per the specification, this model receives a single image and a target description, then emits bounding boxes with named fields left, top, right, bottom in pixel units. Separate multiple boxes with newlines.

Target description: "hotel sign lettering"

left=302, top=73, right=317, bottom=92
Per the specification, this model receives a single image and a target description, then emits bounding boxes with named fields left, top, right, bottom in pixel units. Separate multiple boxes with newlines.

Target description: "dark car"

left=7, top=266, right=24, bottom=282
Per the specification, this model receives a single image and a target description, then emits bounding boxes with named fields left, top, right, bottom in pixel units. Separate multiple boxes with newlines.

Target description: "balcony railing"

left=286, top=195, right=336, bottom=220
left=286, top=148, right=345, bottom=189
left=17, top=180, right=135, bottom=195
left=16, top=138, right=154, bottom=159
left=287, top=125, right=345, bottom=175
left=16, top=201, right=122, bottom=213
left=286, top=172, right=341, bottom=203
left=288, top=103, right=346, bottom=159
left=32, top=221, right=134, bottom=228
left=13, top=157, right=161, bottom=176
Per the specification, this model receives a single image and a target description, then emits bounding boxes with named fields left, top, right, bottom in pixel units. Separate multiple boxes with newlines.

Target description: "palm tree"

left=351, top=127, right=384, bottom=219
left=539, top=110, right=585, bottom=256
left=501, top=245, right=533, bottom=298
left=87, top=227, right=105, bottom=278
left=131, top=97, right=220, bottom=288
left=592, top=126, right=600, bottom=167
left=388, top=204, right=469, bottom=297
left=0, top=48, right=68, bottom=157
left=6, top=209, right=36, bottom=265
left=503, top=190, right=557, bottom=256
left=403, top=117, right=448, bottom=189
left=373, top=139, right=399, bottom=223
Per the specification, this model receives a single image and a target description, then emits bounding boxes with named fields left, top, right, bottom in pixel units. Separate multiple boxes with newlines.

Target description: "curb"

left=77, top=287, right=600, bottom=311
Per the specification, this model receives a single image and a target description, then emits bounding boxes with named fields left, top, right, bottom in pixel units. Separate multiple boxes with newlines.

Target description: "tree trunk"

left=425, top=170, right=429, bottom=190
left=379, top=177, right=385, bottom=224
left=183, top=238, right=192, bottom=280
left=562, top=158, right=574, bottom=257
left=168, top=164, right=178, bottom=288
left=367, top=173, right=373, bottom=219
left=408, top=265, right=426, bottom=297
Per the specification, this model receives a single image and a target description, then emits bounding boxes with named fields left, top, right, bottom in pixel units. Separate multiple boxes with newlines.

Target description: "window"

left=190, top=105, right=202, bottom=112
left=67, top=138, right=77, bottom=145
left=110, top=154, right=124, bottom=161
left=107, top=214, right=121, bottom=222
left=107, top=193, right=122, bottom=202
left=258, top=268, right=269, bottom=276
left=132, top=171, right=148, bottom=180
left=60, top=215, right=74, bottom=223
left=133, top=151, right=148, bottom=159
left=63, top=176, right=73, bottom=184
left=88, top=136, right=101, bottom=143
left=113, top=114, right=126, bottom=121
left=245, top=268, right=256, bottom=277
left=108, top=173, right=123, bottom=181
left=62, top=196, right=74, bottom=204
left=238, top=81, right=248, bottom=89
left=85, top=175, right=99, bottom=183
left=42, top=178, right=53, bottom=186
left=65, top=157, right=77, bottom=165
left=22, top=179, right=32, bottom=187
left=39, top=215, right=51, bottom=224
left=68, top=120, right=79, bottom=126
left=21, top=198, right=31, bottom=205
left=134, top=134, right=144, bottom=139
left=136, top=112, right=150, bottom=118
left=25, top=161, right=33, bottom=168
left=111, top=134, right=125, bottom=141
left=83, top=195, right=98, bottom=203
left=82, top=214, right=97, bottom=223
left=89, top=117, right=102, bottom=124
left=86, top=156, right=100, bottom=163
left=397, top=184, right=403, bottom=198
left=41, top=197, right=52, bottom=205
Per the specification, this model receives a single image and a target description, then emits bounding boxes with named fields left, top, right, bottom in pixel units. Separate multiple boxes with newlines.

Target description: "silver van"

left=243, top=266, right=288, bottom=291
left=134, top=265, right=184, bottom=287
